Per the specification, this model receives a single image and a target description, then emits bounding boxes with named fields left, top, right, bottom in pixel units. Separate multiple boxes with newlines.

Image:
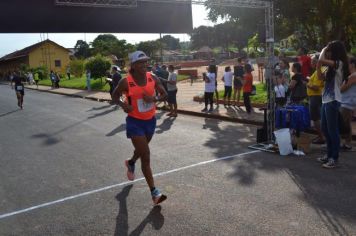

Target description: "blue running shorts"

left=126, top=116, right=156, bottom=138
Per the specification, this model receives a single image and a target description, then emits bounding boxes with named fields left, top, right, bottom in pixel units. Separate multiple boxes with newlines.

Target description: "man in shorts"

left=11, top=72, right=25, bottom=109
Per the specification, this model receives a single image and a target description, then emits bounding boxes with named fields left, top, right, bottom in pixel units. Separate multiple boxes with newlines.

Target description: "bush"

left=33, top=65, right=49, bottom=80
left=85, top=55, right=111, bottom=79
left=69, top=59, right=85, bottom=78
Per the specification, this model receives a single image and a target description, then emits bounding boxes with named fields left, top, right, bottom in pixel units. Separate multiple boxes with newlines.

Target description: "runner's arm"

left=112, top=78, right=133, bottom=113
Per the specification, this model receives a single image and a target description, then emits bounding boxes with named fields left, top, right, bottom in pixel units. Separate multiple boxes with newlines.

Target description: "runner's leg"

left=130, top=135, right=154, bottom=189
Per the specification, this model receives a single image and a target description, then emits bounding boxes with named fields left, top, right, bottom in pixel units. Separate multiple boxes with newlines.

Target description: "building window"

left=55, top=60, right=61, bottom=67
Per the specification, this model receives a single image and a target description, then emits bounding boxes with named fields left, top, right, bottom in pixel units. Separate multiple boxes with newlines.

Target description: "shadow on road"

left=87, top=106, right=117, bottom=119
left=86, top=104, right=113, bottom=112
left=129, top=205, right=164, bottom=236
left=156, top=116, right=176, bottom=134
left=0, top=109, right=20, bottom=118
left=114, top=185, right=164, bottom=236
left=106, top=124, right=126, bottom=137
left=203, top=118, right=356, bottom=235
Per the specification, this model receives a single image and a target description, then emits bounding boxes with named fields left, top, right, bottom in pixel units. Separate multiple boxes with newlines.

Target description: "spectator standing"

left=209, top=59, right=219, bottom=106
left=166, top=65, right=178, bottom=117
left=222, top=66, right=234, bottom=106
left=34, top=71, right=40, bottom=88
left=158, top=65, right=169, bottom=108
left=279, top=59, right=291, bottom=90
left=28, top=72, right=34, bottom=85
left=242, top=64, right=253, bottom=114
left=111, top=66, right=122, bottom=97
left=307, top=55, right=325, bottom=144
left=339, top=57, right=356, bottom=150
left=55, top=72, right=61, bottom=88
left=317, top=40, right=350, bottom=168
left=233, top=58, right=244, bottom=106
left=298, top=47, right=312, bottom=78
left=66, top=67, right=71, bottom=80
left=86, top=69, right=91, bottom=91
left=274, top=73, right=286, bottom=107
left=50, top=70, right=56, bottom=88
left=289, top=63, right=307, bottom=104
left=202, top=65, right=216, bottom=112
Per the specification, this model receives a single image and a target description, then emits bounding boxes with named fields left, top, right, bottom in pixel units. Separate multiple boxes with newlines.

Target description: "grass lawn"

left=38, top=74, right=189, bottom=92
left=218, top=83, right=267, bottom=104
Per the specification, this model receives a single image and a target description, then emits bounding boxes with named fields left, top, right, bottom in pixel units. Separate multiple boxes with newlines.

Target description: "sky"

left=0, top=5, right=225, bottom=57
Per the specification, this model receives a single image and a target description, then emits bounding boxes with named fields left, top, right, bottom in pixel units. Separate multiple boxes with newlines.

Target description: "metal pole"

left=265, top=1, right=275, bottom=142
left=159, top=33, right=163, bottom=63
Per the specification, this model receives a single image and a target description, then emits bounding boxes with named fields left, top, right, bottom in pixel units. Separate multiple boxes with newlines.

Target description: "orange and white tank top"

left=126, top=72, right=156, bottom=120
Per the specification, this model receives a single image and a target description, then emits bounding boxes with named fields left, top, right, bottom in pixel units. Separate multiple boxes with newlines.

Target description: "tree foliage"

left=159, top=35, right=181, bottom=50
left=136, top=40, right=161, bottom=57
left=189, top=22, right=252, bottom=51
left=204, top=0, right=356, bottom=51
left=85, top=55, right=111, bottom=80
left=90, top=34, right=136, bottom=59
left=69, top=59, right=85, bottom=78
left=74, top=40, right=90, bottom=59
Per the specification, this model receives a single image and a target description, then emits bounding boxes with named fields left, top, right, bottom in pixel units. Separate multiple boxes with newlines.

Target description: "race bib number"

left=16, top=85, right=24, bottom=91
left=137, top=99, right=154, bottom=113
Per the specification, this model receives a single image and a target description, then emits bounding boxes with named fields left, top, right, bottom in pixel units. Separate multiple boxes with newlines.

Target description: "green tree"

left=91, top=34, right=135, bottom=59
left=85, top=55, right=111, bottom=84
left=136, top=40, right=161, bottom=58
left=74, top=40, right=90, bottom=59
left=159, top=35, right=181, bottom=50
left=205, top=0, right=356, bottom=51
left=189, top=26, right=215, bottom=49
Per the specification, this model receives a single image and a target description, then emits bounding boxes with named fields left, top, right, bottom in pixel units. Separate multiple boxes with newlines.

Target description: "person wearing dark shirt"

left=10, top=72, right=25, bottom=109
left=233, top=58, right=244, bottom=106
left=111, top=66, right=122, bottom=98
left=289, top=62, right=307, bottom=104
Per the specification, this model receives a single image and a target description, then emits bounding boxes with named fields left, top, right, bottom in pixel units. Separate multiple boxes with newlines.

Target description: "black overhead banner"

left=0, top=0, right=193, bottom=33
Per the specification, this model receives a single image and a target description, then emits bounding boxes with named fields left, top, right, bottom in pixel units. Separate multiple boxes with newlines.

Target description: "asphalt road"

left=1, top=84, right=356, bottom=236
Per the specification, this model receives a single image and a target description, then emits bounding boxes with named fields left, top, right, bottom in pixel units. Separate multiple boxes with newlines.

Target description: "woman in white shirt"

left=274, top=73, right=286, bottom=107
left=222, top=66, right=234, bottom=106
left=202, top=65, right=216, bottom=112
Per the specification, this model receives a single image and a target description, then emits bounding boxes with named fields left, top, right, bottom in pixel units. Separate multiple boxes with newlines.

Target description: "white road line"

left=0, top=150, right=260, bottom=220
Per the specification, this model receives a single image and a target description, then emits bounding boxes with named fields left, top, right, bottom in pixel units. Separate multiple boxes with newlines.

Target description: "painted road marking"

left=0, top=150, right=260, bottom=220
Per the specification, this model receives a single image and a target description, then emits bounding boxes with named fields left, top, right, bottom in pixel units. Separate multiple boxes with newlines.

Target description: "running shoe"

left=151, top=188, right=167, bottom=205
left=317, top=155, right=329, bottom=164
left=208, top=107, right=214, bottom=112
left=125, top=160, right=135, bottom=181
left=322, top=159, right=337, bottom=169
left=340, top=144, right=352, bottom=151
left=201, top=108, right=208, bottom=112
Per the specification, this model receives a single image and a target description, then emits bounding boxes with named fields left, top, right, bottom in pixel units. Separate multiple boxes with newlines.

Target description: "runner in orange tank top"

left=112, top=51, right=168, bottom=205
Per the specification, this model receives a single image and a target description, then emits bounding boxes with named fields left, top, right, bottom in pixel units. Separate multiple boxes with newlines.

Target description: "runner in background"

left=11, top=71, right=25, bottom=109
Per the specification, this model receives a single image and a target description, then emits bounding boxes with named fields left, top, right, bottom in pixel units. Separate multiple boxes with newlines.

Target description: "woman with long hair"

left=317, top=40, right=350, bottom=168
